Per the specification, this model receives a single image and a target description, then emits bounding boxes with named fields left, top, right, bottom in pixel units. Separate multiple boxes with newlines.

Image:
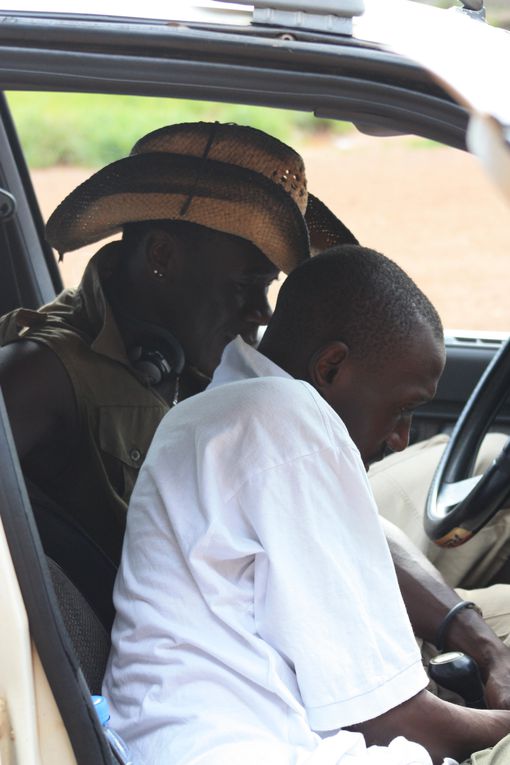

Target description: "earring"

left=153, top=268, right=164, bottom=279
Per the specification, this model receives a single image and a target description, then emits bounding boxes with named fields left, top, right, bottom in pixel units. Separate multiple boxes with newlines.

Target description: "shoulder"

left=221, top=376, right=347, bottom=438
left=0, top=337, right=68, bottom=380
left=160, top=374, right=352, bottom=467
left=0, top=324, right=74, bottom=424
left=175, top=375, right=325, bottom=427
left=0, top=336, right=75, bottom=399
left=0, top=339, right=78, bottom=459
left=212, top=374, right=321, bottom=409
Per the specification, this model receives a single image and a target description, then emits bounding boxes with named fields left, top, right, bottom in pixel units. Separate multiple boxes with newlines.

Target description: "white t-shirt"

left=104, top=338, right=435, bottom=765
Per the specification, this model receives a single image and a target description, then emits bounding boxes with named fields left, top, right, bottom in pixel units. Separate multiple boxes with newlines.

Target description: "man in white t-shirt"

left=104, top=245, right=510, bottom=765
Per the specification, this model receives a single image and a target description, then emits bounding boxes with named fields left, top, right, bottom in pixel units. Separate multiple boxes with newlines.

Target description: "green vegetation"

left=6, top=92, right=350, bottom=169
left=403, top=136, right=441, bottom=150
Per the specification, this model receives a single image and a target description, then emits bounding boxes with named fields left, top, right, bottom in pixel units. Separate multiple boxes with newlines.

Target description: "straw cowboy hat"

left=46, top=121, right=357, bottom=274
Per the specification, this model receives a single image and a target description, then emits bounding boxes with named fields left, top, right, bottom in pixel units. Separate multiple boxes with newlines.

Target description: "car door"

left=0, top=93, right=60, bottom=315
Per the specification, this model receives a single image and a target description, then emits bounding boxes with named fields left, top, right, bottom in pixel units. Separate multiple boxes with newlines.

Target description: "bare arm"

left=383, top=517, right=510, bottom=709
left=0, top=340, right=77, bottom=468
left=349, top=688, right=510, bottom=765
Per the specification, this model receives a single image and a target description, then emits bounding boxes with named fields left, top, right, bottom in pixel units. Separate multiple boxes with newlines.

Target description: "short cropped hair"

left=264, top=245, right=443, bottom=369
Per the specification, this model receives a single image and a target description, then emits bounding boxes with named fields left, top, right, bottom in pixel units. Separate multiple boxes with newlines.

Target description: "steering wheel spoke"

left=438, top=475, right=483, bottom=513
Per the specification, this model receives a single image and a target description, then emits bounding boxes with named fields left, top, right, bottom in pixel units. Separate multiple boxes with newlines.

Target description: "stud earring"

left=153, top=268, right=164, bottom=279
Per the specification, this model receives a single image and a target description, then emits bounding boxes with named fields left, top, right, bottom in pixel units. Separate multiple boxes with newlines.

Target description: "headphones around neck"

left=117, top=317, right=185, bottom=390
left=127, top=338, right=181, bottom=386
left=127, top=321, right=185, bottom=386
left=107, top=291, right=186, bottom=386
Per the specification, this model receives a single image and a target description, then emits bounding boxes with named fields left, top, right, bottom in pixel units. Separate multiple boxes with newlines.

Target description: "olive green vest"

left=0, top=244, right=169, bottom=562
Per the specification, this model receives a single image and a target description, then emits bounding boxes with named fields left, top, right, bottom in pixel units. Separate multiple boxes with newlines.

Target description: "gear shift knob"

left=428, top=651, right=486, bottom=708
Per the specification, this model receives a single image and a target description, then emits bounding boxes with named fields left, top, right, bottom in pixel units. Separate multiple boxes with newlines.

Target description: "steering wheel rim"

left=425, top=336, right=510, bottom=547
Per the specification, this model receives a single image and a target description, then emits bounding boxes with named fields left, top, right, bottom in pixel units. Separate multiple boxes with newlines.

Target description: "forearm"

left=382, top=518, right=460, bottom=643
left=348, top=688, right=510, bottom=765
left=383, top=518, right=510, bottom=700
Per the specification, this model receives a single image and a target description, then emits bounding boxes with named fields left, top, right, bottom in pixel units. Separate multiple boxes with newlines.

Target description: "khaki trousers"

left=463, top=733, right=510, bottom=764
left=369, top=433, right=510, bottom=642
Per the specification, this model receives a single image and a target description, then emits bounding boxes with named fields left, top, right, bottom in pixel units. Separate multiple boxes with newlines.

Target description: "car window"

left=7, top=90, right=510, bottom=333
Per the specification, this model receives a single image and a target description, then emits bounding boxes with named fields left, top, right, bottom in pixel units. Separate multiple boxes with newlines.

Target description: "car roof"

left=0, top=0, right=508, bottom=122
left=356, top=1, right=510, bottom=125
left=4, top=0, right=507, bottom=198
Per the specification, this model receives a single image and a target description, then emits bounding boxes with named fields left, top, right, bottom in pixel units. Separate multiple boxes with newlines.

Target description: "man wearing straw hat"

left=0, top=121, right=356, bottom=565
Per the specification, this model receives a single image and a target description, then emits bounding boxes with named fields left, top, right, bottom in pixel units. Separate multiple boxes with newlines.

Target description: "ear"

left=308, top=341, right=350, bottom=392
left=145, top=228, right=183, bottom=281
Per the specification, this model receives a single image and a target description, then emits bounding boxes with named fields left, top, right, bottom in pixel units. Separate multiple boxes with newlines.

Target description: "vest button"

left=130, top=448, right=142, bottom=463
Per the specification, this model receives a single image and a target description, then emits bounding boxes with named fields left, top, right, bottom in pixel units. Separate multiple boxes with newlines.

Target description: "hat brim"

left=305, top=194, right=359, bottom=254
left=45, top=153, right=310, bottom=274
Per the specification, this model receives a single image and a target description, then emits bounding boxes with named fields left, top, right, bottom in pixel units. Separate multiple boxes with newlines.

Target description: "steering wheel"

left=425, top=336, right=510, bottom=547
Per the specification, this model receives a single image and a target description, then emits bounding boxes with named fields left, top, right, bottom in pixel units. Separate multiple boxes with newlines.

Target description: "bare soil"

left=32, top=134, right=510, bottom=332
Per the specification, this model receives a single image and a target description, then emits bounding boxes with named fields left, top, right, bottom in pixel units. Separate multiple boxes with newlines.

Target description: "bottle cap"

left=91, top=694, right=111, bottom=726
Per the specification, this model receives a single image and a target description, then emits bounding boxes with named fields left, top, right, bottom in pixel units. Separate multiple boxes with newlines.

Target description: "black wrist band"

left=435, top=600, right=483, bottom=652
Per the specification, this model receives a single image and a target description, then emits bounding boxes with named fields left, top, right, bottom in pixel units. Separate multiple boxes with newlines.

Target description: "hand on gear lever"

left=429, top=651, right=487, bottom=709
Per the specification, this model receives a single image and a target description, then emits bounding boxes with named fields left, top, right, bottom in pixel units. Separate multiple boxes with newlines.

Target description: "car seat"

left=0, top=389, right=115, bottom=764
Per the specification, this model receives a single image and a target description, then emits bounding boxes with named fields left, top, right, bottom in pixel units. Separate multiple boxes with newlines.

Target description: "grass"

left=6, top=92, right=352, bottom=169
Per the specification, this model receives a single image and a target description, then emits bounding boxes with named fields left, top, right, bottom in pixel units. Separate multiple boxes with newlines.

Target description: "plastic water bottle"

left=91, top=694, right=136, bottom=765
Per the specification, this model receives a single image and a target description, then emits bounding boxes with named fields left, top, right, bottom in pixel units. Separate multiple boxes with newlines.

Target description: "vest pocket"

left=98, top=406, right=166, bottom=501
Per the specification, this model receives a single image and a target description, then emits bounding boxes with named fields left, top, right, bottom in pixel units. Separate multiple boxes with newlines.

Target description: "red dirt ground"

left=32, top=134, right=510, bottom=332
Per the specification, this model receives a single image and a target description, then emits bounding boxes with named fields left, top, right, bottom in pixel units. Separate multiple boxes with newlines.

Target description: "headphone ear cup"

left=128, top=335, right=184, bottom=386
left=129, top=345, right=172, bottom=385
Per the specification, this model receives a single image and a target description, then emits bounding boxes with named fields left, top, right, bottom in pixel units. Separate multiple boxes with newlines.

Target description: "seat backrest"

left=26, top=480, right=118, bottom=694
left=47, top=557, right=111, bottom=695
left=0, top=388, right=115, bottom=765
left=27, top=479, right=118, bottom=631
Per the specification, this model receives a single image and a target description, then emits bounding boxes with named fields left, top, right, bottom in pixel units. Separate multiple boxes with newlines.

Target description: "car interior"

left=0, top=3, right=509, bottom=763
